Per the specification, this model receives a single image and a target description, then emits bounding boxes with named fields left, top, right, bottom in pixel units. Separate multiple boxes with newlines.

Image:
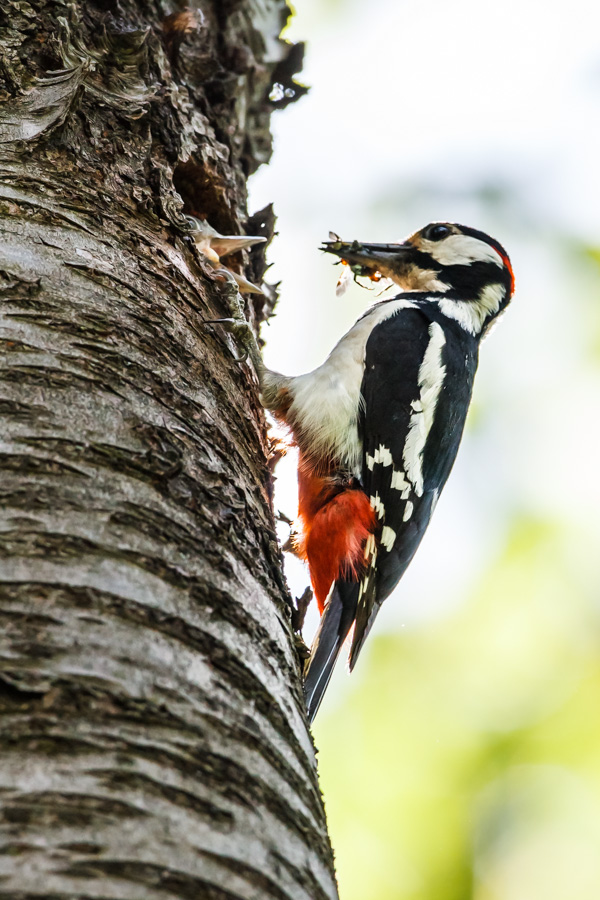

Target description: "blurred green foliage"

left=314, top=517, right=600, bottom=899
left=257, top=2, right=600, bottom=895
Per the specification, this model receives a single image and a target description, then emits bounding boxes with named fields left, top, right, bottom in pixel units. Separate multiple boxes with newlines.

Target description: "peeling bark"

left=0, top=2, right=337, bottom=897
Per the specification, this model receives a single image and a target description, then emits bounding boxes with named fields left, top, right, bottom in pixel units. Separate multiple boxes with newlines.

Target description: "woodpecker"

left=212, top=221, right=514, bottom=723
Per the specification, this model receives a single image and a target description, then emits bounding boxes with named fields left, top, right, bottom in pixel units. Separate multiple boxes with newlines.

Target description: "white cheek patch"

left=425, top=234, right=504, bottom=268
left=477, top=282, right=506, bottom=319
left=438, top=282, right=505, bottom=336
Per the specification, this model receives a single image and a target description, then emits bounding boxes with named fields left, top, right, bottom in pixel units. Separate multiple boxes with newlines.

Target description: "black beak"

left=320, top=238, right=413, bottom=282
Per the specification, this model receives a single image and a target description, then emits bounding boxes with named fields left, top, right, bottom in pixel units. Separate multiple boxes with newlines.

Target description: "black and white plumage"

left=257, top=222, right=515, bottom=722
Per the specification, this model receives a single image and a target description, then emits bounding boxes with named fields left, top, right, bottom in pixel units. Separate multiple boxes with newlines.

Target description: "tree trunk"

left=0, top=2, right=337, bottom=898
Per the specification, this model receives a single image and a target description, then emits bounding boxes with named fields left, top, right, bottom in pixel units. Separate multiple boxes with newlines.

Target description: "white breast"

left=287, top=298, right=417, bottom=473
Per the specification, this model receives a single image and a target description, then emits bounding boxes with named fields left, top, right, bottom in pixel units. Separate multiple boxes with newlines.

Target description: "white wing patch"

left=390, top=468, right=411, bottom=498
left=375, top=444, right=393, bottom=466
left=364, top=533, right=376, bottom=561
left=380, top=525, right=396, bottom=550
left=359, top=538, right=378, bottom=599
left=403, top=501, right=414, bottom=522
left=438, top=282, right=505, bottom=336
left=403, top=321, right=447, bottom=497
left=366, top=443, right=394, bottom=470
left=370, top=493, right=386, bottom=520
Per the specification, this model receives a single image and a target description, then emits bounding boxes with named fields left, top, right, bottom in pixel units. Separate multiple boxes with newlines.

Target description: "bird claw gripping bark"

left=206, top=268, right=264, bottom=374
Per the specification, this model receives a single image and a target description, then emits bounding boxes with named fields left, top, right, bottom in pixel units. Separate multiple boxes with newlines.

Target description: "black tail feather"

left=349, top=598, right=381, bottom=671
left=303, top=582, right=358, bottom=723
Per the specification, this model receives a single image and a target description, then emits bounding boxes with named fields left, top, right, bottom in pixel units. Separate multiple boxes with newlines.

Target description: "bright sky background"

left=251, top=0, right=600, bottom=641
left=250, top=4, right=600, bottom=896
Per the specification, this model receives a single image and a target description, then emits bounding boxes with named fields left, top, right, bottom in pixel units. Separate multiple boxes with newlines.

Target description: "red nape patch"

left=297, top=473, right=376, bottom=613
left=500, top=251, right=515, bottom=297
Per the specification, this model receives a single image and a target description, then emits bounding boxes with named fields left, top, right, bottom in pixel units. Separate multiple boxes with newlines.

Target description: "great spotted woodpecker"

left=213, top=222, right=514, bottom=723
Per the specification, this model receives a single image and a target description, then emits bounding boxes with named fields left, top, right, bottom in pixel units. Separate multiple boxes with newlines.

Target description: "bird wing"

left=349, top=303, right=443, bottom=668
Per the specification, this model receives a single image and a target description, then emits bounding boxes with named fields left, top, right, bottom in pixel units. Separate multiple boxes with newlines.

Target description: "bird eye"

left=424, top=224, right=451, bottom=242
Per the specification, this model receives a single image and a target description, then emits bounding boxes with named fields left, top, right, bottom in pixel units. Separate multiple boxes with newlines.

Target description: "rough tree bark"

left=0, top=2, right=337, bottom=898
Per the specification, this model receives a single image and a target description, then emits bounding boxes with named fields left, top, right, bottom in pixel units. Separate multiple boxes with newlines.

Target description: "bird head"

left=322, top=222, right=514, bottom=333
